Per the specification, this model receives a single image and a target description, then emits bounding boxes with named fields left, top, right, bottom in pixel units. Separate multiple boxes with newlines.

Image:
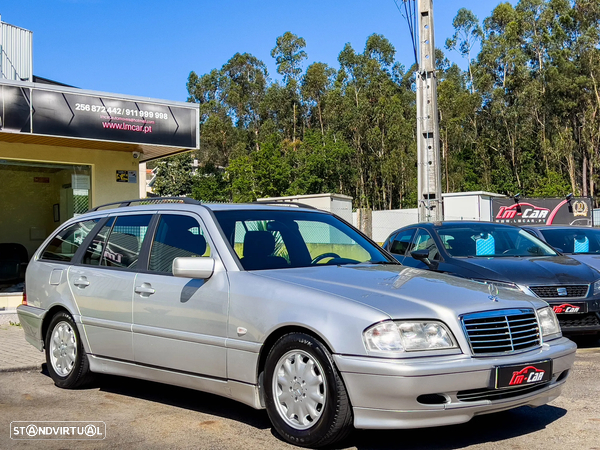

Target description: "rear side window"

left=82, top=215, right=152, bottom=269
left=102, top=215, right=152, bottom=269
left=149, top=214, right=211, bottom=274
left=82, top=218, right=115, bottom=266
left=40, top=220, right=99, bottom=262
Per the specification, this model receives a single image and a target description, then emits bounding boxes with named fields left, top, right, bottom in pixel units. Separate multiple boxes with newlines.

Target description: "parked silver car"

left=17, top=199, right=576, bottom=447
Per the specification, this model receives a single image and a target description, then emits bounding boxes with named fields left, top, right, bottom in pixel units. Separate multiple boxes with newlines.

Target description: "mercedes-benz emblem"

left=488, top=283, right=499, bottom=302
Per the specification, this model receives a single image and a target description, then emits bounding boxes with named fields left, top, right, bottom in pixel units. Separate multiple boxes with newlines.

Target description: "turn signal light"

left=22, top=283, right=27, bottom=305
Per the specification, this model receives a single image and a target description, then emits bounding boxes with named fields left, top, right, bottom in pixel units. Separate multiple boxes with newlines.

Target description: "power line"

left=393, top=0, right=418, bottom=67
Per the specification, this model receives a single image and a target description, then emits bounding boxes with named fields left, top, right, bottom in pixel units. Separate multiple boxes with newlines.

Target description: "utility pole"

left=415, top=0, right=443, bottom=222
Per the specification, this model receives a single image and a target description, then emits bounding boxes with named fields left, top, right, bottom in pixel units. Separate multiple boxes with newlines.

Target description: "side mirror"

left=410, top=249, right=438, bottom=269
left=173, top=257, right=215, bottom=279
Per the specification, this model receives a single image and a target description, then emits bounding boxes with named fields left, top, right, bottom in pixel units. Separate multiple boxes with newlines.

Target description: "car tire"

left=263, top=332, right=353, bottom=448
left=45, top=311, right=93, bottom=389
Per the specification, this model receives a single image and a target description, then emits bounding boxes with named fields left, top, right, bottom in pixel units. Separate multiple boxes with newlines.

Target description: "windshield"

left=540, top=228, right=600, bottom=254
left=435, top=224, right=557, bottom=258
left=213, top=209, right=393, bottom=270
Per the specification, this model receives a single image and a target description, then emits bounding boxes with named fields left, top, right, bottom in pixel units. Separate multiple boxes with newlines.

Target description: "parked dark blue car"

left=383, top=221, right=600, bottom=334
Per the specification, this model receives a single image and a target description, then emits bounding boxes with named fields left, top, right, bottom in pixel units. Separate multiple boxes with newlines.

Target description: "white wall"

left=353, top=209, right=419, bottom=243
left=443, top=196, right=480, bottom=221
left=443, top=193, right=504, bottom=221
left=259, top=194, right=353, bottom=224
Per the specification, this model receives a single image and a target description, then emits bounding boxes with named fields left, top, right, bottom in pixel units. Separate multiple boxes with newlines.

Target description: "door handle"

left=135, top=283, right=155, bottom=296
left=73, top=277, right=90, bottom=288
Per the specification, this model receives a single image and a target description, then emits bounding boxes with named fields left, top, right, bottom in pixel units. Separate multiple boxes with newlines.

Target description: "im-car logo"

left=553, top=304, right=581, bottom=314
left=495, top=203, right=551, bottom=220
left=508, top=366, right=546, bottom=386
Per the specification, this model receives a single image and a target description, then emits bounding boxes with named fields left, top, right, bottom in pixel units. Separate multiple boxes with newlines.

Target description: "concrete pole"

left=416, top=0, right=443, bottom=222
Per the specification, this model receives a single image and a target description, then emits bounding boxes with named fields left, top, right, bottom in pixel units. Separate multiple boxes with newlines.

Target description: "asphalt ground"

left=0, top=336, right=599, bottom=450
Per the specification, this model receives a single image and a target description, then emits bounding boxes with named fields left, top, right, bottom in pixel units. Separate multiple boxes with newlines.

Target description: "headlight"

left=593, top=279, right=600, bottom=296
left=537, top=307, right=561, bottom=339
left=363, top=321, right=457, bottom=356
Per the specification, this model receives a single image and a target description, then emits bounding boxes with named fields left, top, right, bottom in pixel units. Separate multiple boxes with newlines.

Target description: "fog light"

left=417, top=393, right=448, bottom=405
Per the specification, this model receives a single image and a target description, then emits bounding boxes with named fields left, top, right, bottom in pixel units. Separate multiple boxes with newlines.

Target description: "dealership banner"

left=492, top=197, right=593, bottom=226
left=0, top=84, right=197, bottom=149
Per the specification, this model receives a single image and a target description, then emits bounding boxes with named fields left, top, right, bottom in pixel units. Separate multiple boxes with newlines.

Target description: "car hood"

left=449, top=255, right=599, bottom=285
left=254, top=264, right=545, bottom=320
left=562, top=254, right=600, bottom=272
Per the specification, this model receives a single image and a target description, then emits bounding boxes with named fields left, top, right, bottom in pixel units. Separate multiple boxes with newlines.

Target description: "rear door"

left=132, top=212, right=229, bottom=378
left=68, top=213, right=153, bottom=361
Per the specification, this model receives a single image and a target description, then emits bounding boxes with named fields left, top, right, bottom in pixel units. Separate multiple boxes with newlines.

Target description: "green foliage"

left=227, top=134, right=291, bottom=202
left=156, top=1, right=600, bottom=210
left=271, top=32, right=308, bottom=83
left=287, top=131, right=355, bottom=195
left=152, top=153, right=195, bottom=197
left=191, top=164, right=230, bottom=202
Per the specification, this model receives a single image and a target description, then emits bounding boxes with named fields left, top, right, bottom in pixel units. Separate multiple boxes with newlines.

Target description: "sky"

left=1, top=1, right=516, bottom=103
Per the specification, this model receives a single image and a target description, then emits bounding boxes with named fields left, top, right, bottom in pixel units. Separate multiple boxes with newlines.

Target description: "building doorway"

left=0, top=159, right=91, bottom=293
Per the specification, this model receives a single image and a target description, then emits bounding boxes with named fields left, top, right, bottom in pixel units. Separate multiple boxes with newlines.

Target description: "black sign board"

left=0, top=85, right=31, bottom=133
left=0, top=85, right=197, bottom=149
left=492, top=197, right=592, bottom=226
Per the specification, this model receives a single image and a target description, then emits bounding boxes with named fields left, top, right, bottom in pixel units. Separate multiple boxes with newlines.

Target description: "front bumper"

left=546, top=298, right=600, bottom=333
left=335, top=337, right=576, bottom=430
left=555, top=311, right=600, bottom=333
left=16, top=304, right=46, bottom=352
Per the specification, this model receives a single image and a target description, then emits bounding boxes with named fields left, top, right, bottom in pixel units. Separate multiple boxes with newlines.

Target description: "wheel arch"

left=256, top=325, right=336, bottom=382
left=41, top=305, right=75, bottom=343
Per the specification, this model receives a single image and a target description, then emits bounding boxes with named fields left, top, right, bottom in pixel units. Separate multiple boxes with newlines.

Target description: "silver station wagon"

left=17, top=199, right=576, bottom=448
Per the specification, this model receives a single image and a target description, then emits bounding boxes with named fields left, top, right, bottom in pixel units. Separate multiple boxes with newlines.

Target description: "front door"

left=402, top=228, right=441, bottom=269
left=132, top=213, right=228, bottom=378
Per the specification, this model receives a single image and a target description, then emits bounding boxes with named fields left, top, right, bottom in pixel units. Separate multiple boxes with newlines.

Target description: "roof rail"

left=89, top=197, right=202, bottom=212
left=252, top=200, right=317, bottom=210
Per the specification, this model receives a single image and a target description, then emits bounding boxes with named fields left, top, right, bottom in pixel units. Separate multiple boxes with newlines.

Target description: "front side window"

left=149, top=214, right=211, bottom=274
left=40, top=219, right=99, bottom=262
left=214, top=209, right=393, bottom=270
left=389, top=229, right=416, bottom=256
left=436, top=224, right=557, bottom=258
left=408, top=229, right=440, bottom=261
left=228, top=220, right=290, bottom=270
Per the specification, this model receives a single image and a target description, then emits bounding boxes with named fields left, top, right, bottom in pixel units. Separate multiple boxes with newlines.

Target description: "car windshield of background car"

left=541, top=228, right=600, bottom=254
left=436, top=225, right=557, bottom=258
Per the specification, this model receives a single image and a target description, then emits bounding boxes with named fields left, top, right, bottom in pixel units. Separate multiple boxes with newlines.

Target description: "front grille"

left=529, top=285, right=589, bottom=298
left=558, top=312, right=600, bottom=329
left=457, top=382, right=550, bottom=402
left=462, top=309, right=541, bottom=356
